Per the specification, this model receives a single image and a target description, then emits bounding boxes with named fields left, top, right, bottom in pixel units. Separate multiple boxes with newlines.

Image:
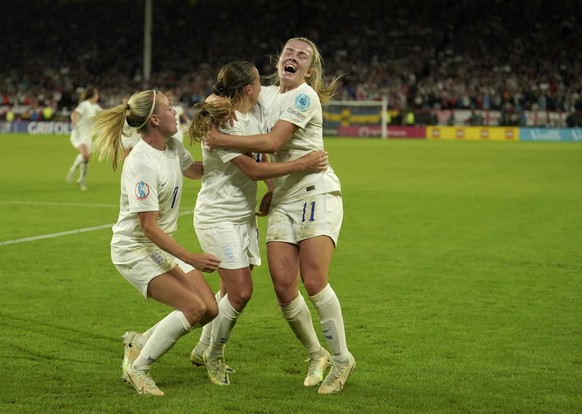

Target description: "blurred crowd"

left=1, top=0, right=580, bottom=120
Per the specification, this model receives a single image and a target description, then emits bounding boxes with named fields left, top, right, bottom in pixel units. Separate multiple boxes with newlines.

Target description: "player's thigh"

left=148, top=271, right=207, bottom=321
left=298, top=235, right=335, bottom=296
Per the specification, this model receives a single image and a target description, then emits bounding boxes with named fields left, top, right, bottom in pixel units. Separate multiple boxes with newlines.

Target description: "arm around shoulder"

left=207, top=120, right=296, bottom=153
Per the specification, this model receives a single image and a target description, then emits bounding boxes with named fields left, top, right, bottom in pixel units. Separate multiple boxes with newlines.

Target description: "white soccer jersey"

left=194, top=105, right=264, bottom=226
left=172, top=105, right=185, bottom=142
left=260, top=84, right=341, bottom=202
left=122, top=121, right=141, bottom=149
left=70, top=100, right=102, bottom=143
left=111, top=138, right=193, bottom=263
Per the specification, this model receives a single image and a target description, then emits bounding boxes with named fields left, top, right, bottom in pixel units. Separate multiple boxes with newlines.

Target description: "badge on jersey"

left=295, top=94, right=311, bottom=111
left=135, top=181, right=151, bottom=200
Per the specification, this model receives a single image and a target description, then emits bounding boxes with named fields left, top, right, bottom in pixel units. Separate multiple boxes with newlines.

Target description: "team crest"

left=149, top=250, right=166, bottom=266
left=135, top=181, right=151, bottom=200
left=295, top=94, right=310, bottom=111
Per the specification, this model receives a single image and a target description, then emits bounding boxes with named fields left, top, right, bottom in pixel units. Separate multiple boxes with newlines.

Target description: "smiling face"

left=151, top=93, right=178, bottom=137
left=277, top=39, right=314, bottom=91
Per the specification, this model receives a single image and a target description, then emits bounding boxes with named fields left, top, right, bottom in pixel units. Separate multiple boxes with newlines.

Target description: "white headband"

left=136, top=90, right=156, bottom=129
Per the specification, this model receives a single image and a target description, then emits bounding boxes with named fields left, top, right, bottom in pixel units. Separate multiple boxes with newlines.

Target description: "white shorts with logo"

left=266, top=191, right=343, bottom=246
left=195, top=220, right=261, bottom=270
left=113, top=246, right=194, bottom=298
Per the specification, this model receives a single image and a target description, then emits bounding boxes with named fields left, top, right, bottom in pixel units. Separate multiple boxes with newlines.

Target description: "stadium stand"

left=0, top=0, right=580, bottom=124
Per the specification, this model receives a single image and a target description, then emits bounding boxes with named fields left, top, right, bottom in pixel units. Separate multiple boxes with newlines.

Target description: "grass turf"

left=0, top=134, right=580, bottom=413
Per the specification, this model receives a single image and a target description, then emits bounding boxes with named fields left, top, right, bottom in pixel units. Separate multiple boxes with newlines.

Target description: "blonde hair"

left=269, top=37, right=343, bottom=104
left=92, top=90, right=156, bottom=171
left=189, top=61, right=257, bottom=143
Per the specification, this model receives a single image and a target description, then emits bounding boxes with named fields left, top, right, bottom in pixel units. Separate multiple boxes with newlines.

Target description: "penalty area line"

left=0, top=211, right=192, bottom=247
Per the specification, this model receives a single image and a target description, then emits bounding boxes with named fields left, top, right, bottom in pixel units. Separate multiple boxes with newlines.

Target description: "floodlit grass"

left=0, top=134, right=581, bottom=413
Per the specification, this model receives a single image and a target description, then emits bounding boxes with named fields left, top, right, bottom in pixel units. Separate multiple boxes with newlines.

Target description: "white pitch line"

left=0, top=211, right=192, bottom=247
left=0, top=223, right=116, bottom=246
left=0, top=200, right=119, bottom=208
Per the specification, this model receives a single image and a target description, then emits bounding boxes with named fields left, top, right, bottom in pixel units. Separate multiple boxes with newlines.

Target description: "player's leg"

left=299, top=193, right=355, bottom=393
left=76, top=143, right=90, bottom=191
left=124, top=265, right=217, bottom=396
left=268, top=240, right=330, bottom=386
left=67, top=139, right=84, bottom=184
left=194, top=222, right=257, bottom=384
left=203, top=267, right=252, bottom=385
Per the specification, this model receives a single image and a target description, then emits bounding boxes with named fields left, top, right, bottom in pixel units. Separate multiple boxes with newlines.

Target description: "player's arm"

left=230, top=150, right=327, bottom=181
left=183, top=161, right=204, bottom=179
left=138, top=211, right=220, bottom=272
left=70, top=110, right=80, bottom=126
left=206, top=119, right=297, bottom=153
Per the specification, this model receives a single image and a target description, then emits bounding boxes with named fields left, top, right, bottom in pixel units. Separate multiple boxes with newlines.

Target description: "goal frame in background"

left=323, top=98, right=389, bottom=138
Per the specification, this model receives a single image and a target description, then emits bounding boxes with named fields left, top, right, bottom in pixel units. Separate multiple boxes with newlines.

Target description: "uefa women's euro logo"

left=295, top=94, right=310, bottom=111
left=135, top=181, right=151, bottom=200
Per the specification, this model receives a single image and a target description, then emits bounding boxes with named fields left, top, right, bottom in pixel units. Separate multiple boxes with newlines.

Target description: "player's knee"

left=240, top=285, right=253, bottom=306
left=302, top=277, right=327, bottom=297
left=206, top=297, right=219, bottom=319
left=273, top=283, right=297, bottom=304
left=180, top=295, right=207, bottom=324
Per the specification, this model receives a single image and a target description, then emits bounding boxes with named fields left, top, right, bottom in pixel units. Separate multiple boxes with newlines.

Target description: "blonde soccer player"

left=205, top=38, right=355, bottom=394
left=92, top=89, right=221, bottom=396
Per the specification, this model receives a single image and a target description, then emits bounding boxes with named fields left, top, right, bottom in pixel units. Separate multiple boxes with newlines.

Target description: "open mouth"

left=284, top=64, right=297, bottom=73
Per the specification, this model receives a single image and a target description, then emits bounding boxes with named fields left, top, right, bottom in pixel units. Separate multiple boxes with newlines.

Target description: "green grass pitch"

left=0, top=134, right=581, bottom=413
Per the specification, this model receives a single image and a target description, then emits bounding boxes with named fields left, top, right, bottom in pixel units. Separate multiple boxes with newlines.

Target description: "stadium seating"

left=0, top=0, right=580, bottom=121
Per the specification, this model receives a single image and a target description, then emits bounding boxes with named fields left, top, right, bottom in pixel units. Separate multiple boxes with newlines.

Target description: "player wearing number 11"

left=204, top=37, right=356, bottom=394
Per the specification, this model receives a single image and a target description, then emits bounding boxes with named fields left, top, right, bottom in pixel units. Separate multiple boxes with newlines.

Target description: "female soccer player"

left=187, top=60, right=328, bottom=386
left=66, top=87, right=102, bottom=191
left=92, top=89, right=221, bottom=396
left=204, top=38, right=356, bottom=394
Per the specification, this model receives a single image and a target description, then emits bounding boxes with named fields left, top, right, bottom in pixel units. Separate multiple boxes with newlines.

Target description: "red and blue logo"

left=134, top=181, right=151, bottom=200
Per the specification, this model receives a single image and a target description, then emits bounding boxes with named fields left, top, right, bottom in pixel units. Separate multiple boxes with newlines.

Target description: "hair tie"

left=125, top=103, right=130, bottom=111
left=136, top=90, right=156, bottom=129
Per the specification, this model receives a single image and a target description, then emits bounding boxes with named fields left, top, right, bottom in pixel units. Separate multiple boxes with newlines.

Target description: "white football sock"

left=71, top=154, right=83, bottom=171
left=79, top=160, right=88, bottom=181
left=207, top=294, right=240, bottom=358
left=133, top=310, right=191, bottom=370
left=137, top=321, right=161, bottom=349
left=310, top=284, right=349, bottom=362
left=280, top=293, right=321, bottom=354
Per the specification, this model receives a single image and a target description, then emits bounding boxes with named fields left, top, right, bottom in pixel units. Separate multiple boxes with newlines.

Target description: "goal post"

left=323, top=97, right=389, bottom=138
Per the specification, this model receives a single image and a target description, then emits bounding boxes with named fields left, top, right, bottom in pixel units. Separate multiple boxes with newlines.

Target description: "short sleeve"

left=277, top=88, right=318, bottom=129
left=124, top=164, right=160, bottom=213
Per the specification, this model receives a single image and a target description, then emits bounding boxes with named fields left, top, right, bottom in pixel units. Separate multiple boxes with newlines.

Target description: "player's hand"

left=190, top=253, right=221, bottom=273
left=204, top=126, right=222, bottom=150
left=299, top=150, right=328, bottom=172
left=256, top=191, right=273, bottom=217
